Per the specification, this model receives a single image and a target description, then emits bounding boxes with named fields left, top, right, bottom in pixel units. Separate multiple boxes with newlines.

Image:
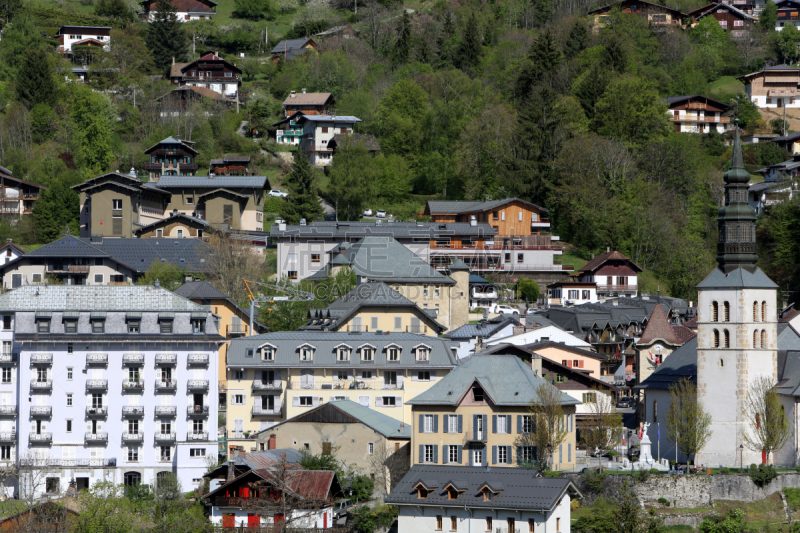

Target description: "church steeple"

left=716, top=125, right=758, bottom=273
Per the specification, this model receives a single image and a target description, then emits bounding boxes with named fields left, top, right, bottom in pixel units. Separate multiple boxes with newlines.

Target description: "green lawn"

left=708, top=76, right=744, bottom=98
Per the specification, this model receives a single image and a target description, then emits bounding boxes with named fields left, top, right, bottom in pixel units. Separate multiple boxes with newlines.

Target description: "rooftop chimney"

left=300, top=218, right=306, bottom=226
left=227, top=459, right=235, bottom=482
left=290, top=91, right=296, bottom=98
left=607, top=246, right=610, bottom=253
left=470, top=215, right=477, bottom=227
left=155, top=279, right=161, bottom=287
left=302, top=88, right=307, bottom=94
left=531, top=354, right=542, bottom=376
left=278, top=222, right=286, bottom=231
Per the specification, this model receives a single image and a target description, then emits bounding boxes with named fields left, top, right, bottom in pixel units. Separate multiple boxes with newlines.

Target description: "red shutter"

left=241, top=487, right=250, bottom=498
left=222, top=514, right=235, bottom=528
left=248, top=514, right=260, bottom=527
left=324, top=511, right=328, bottom=528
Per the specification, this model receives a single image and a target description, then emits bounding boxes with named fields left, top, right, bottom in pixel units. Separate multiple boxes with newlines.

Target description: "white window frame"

left=424, top=414, right=434, bottom=433
left=448, top=415, right=458, bottom=433
left=448, top=445, right=459, bottom=463
left=498, top=446, right=508, bottom=464
left=424, top=444, right=434, bottom=463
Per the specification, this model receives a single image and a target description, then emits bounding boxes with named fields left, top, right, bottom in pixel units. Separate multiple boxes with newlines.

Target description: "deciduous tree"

left=581, top=389, right=624, bottom=456
left=520, top=382, right=570, bottom=470
left=664, top=379, right=713, bottom=465
left=743, top=376, right=790, bottom=464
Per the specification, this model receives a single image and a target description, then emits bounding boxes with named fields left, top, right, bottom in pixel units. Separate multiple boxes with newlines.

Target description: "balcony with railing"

left=154, top=379, right=177, bottom=391
left=227, top=323, right=248, bottom=336
left=30, top=433, right=51, bottom=444
left=187, top=380, right=209, bottom=390
left=288, top=379, right=402, bottom=390
left=155, top=354, right=177, bottom=365
left=0, top=432, right=14, bottom=441
left=85, top=432, right=108, bottom=443
left=30, top=353, right=53, bottom=365
left=122, top=406, right=144, bottom=417
left=155, top=432, right=176, bottom=443
left=86, top=406, right=107, bottom=417
left=429, top=237, right=559, bottom=251
left=188, top=405, right=209, bottom=417
left=597, top=284, right=638, bottom=293
left=30, top=406, right=52, bottom=417
left=30, top=380, right=52, bottom=390
left=86, top=379, right=108, bottom=390
left=187, top=432, right=209, bottom=441
left=252, top=405, right=281, bottom=416
left=0, top=406, right=16, bottom=416
left=86, top=353, right=108, bottom=365
left=188, top=353, right=209, bottom=365
left=252, top=380, right=282, bottom=391
left=122, top=353, right=145, bottom=364
left=122, top=379, right=144, bottom=391
left=46, top=264, right=89, bottom=273
left=0, top=352, right=17, bottom=364
left=122, top=433, right=144, bottom=443
left=155, top=406, right=177, bottom=417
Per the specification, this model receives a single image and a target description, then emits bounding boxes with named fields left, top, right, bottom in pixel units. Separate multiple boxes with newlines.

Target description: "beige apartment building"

left=223, top=331, right=459, bottom=455
left=408, top=353, right=579, bottom=471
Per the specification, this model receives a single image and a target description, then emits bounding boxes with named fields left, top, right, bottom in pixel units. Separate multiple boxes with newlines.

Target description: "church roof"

left=638, top=305, right=681, bottom=345
left=696, top=267, right=778, bottom=290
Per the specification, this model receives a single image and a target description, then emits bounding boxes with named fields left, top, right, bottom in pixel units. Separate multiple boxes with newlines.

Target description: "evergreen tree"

left=0, top=0, right=20, bottom=22
left=145, top=0, right=189, bottom=74
left=394, top=11, right=411, bottom=63
left=575, top=64, right=609, bottom=120
left=455, top=13, right=481, bottom=71
left=533, top=0, right=553, bottom=28
left=279, top=150, right=324, bottom=225
left=32, top=181, right=80, bottom=242
left=95, top=0, right=133, bottom=23
left=328, top=138, right=375, bottom=221
left=16, top=49, right=57, bottom=109
left=515, top=30, right=561, bottom=101
left=564, top=20, right=588, bottom=59
left=760, top=0, right=778, bottom=32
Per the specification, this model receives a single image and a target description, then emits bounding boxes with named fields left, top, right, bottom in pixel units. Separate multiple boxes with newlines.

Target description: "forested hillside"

left=1, top=0, right=800, bottom=300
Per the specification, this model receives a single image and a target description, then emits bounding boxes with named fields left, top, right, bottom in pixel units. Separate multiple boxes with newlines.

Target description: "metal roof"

left=226, top=331, right=459, bottom=368
left=270, top=221, right=496, bottom=239
left=426, top=198, right=548, bottom=215
left=261, top=400, right=411, bottom=439
left=282, top=92, right=332, bottom=106
left=695, top=266, right=778, bottom=290
left=154, top=175, right=269, bottom=189
left=386, top=465, right=580, bottom=511
left=270, top=38, right=315, bottom=54
left=0, top=285, right=210, bottom=312
left=444, top=317, right=519, bottom=340
left=407, top=354, right=579, bottom=406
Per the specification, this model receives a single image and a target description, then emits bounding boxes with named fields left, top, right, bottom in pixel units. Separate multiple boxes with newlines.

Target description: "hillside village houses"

left=222, top=332, right=459, bottom=454
left=169, top=52, right=242, bottom=99
left=275, top=91, right=335, bottom=145
left=0, top=166, right=45, bottom=218
left=739, top=65, right=800, bottom=108
left=139, top=0, right=217, bottom=21
left=663, top=95, right=731, bottom=133
left=54, top=26, right=110, bottom=54
left=270, top=38, right=319, bottom=63
left=0, top=285, right=221, bottom=496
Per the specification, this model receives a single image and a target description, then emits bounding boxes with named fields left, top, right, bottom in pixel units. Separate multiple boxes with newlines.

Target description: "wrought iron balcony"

left=30, top=380, right=52, bottom=390
left=187, top=353, right=209, bottom=365
left=30, top=353, right=52, bottom=365
left=86, top=380, right=108, bottom=390
left=0, top=352, right=17, bottom=364
left=187, top=380, right=209, bottom=390
left=85, top=432, right=108, bottom=443
left=155, top=354, right=177, bottom=365
left=86, top=406, right=107, bottom=417
left=155, top=406, right=177, bottom=417
left=122, top=379, right=144, bottom=391
left=252, top=380, right=282, bottom=391
left=154, top=379, right=177, bottom=390
left=30, top=406, right=52, bottom=417
left=121, top=432, right=144, bottom=443
left=86, top=353, right=108, bottom=365
left=154, top=432, right=176, bottom=443
left=0, top=406, right=16, bottom=416
left=122, top=406, right=144, bottom=417
left=252, top=405, right=281, bottom=416
left=187, top=432, right=208, bottom=441
left=122, top=353, right=145, bottom=364
left=0, top=431, right=15, bottom=441
left=187, top=405, right=209, bottom=417
left=29, top=432, right=51, bottom=443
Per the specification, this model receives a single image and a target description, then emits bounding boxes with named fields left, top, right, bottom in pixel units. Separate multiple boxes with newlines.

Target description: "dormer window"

left=360, top=344, right=376, bottom=361
left=482, top=489, right=492, bottom=501
left=447, top=488, right=457, bottom=500
left=64, top=319, right=78, bottom=334
left=414, top=344, right=431, bottom=362
left=473, top=386, right=484, bottom=402
left=337, top=347, right=350, bottom=361
left=418, top=488, right=427, bottom=499
left=260, top=344, right=276, bottom=361
left=191, top=318, right=205, bottom=333
left=92, top=319, right=105, bottom=334
left=387, top=346, right=400, bottom=361
left=299, top=344, right=315, bottom=362
left=37, top=319, right=50, bottom=334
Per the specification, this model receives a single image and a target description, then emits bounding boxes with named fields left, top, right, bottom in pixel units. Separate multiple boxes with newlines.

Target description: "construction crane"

left=243, top=279, right=315, bottom=334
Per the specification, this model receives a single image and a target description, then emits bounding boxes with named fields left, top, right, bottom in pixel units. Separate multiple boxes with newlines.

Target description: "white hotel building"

left=0, top=285, right=222, bottom=497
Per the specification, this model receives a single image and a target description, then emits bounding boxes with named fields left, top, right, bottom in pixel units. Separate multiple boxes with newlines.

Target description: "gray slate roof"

left=444, top=317, right=519, bottom=340
left=153, top=175, right=269, bottom=189
left=696, top=267, right=778, bottom=290
left=6, top=237, right=211, bottom=274
left=426, top=198, right=548, bottom=214
left=270, top=221, right=496, bottom=240
left=270, top=38, right=314, bottom=54
left=0, top=284, right=210, bottom=312
left=386, top=465, right=579, bottom=511
left=227, top=331, right=459, bottom=368
left=634, top=337, right=698, bottom=390
left=173, top=280, right=231, bottom=300
left=407, top=354, right=579, bottom=406
left=262, top=399, right=411, bottom=439
left=330, top=236, right=454, bottom=284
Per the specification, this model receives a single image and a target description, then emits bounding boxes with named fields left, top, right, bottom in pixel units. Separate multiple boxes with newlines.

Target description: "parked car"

left=275, top=218, right=284, bottom=224
left=376, top=209, right=387, bottom=218
left=492, top=304, right=519, bottom=316
left=269, top=189, right=288, bottom=197
left=363, top=208, right=374, bottom=216
left=616, top=397, right=634, bottom=408
left=525, top=308, right=537, bottom=315
left=333, top=498, right=353, bottom=520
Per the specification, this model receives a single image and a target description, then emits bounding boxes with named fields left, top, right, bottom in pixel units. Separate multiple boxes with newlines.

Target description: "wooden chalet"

left=210, top=155, right=251, bottom=175
left=575, top=250, right=642, bottom=298
left=282, top=90, right=334, bottom=117
left=663, top=95, right=731, bottom=133
left=156, top=85, right=235, bottom=110
left=143, top=136, right=199, bottom=180
left=140, top=0, right=217, bottom=21
left=776, top=0, right=800, bottom=29
left=270, top=38, right=319, bottom=63
left=738, top=64, right=800, bottom=109
left=169, top=52, right=242, bottom=98
left=587, top=0, right=685, bottom=30
left=328, top=133, right=381, bottom=154
left=690, top=2, right=756, bottom=33
left=0, top=165, right=45, bottom=217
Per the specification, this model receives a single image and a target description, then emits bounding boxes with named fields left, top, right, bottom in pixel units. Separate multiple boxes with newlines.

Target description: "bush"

left=650, top=468, right=661, bottom=474
left=633, top=468, right=651, bottom=483
left=658, top=497, right=670, bottom=507
left=783, top=488, right=800, bottom=510
left=350, top=505, right=398, bottom=533
left=543, top=470, right=563, bottom=478
left=699, top=509, right=745, bottom=533
left=518, top=278, right=540, bottom=302
left=570, top=500, right=580, bottom=511
left=748, top=464, right=778, bottom=488
left=720, top=467, right=730, bottom=475
left=583, top=469, right=608, bottom=494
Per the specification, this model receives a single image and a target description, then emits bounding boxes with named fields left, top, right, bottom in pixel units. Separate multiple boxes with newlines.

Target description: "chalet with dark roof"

left=140, top=0, right=217, bottom=21
left=169, top=52, right=241, bottom=99
left=663, top=95, right=731, bottom=134
left=739, top=64, right=800, bottom=109
left=575, top=249, right=642, bottom=298
left=54, top=26, right=110, bottom=53
left=209, top=155, right=251, bottom=176
left=776, top=0, right=800, bottom=30
left=143, top=136, right=198, bottom=180
left=692, top=3, right=756, bottom=34
left=0, top=166, right=45, bottom=218
left=156, top=85, right=236, bottom=110
left=270, top=38, right=319, bottom=63
left=587, top=0, right=685, bottom=31
left=328, top=133, right=381, bottom=154
left=0, top=239, right=25, bottom=265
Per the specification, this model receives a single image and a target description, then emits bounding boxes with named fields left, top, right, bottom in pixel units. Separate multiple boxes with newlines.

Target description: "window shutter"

left=411, top=373, right=418, bottom=382
left=559, top=444, right=563, bottom=463
left=358, top=396, right=369, bottom=406
left=433, top=446, right=438, bottom=464
left=506, top=446, right=512, bottom=463
left=568, top=443, right=572, bottom=462
left=292, top=397, right=300, bottom=407
left=395, top=396, right=402, bottom=406
left=469, top=447, right=474, bottom=467
left=517, top=415, right=522, bottom=434
left=443, top=416, right=449, bottom=434
left=457, top=445, right=463, bottom=464
left=330, top=396, right=336, bottom=401
left=433, top=415, right=438, bottom=433
left=492, top=415, right=497, bottom=434
left=430, top=371, right=436, bottom=381
left=506, top=415, right=512, bottom=432
left=419, top=414, right=424, bottom=431
left=397, top=375, right=404, bottom=388
left=419, top=445, right=423, bottom=463
left=517, top=446, right=522, bottom=464
left=376, top=397, right=383, bottom=407
left=457, top=415, right=462, bottom=433
left=492, top=446, right=497, bottom=465
left=312, top=397, right=320, bottom=407
left=482, top=415, right=488, bottom=434
left=472, top=414, right=478, bottom=440
left=442, top=445, right=448, bottom=464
